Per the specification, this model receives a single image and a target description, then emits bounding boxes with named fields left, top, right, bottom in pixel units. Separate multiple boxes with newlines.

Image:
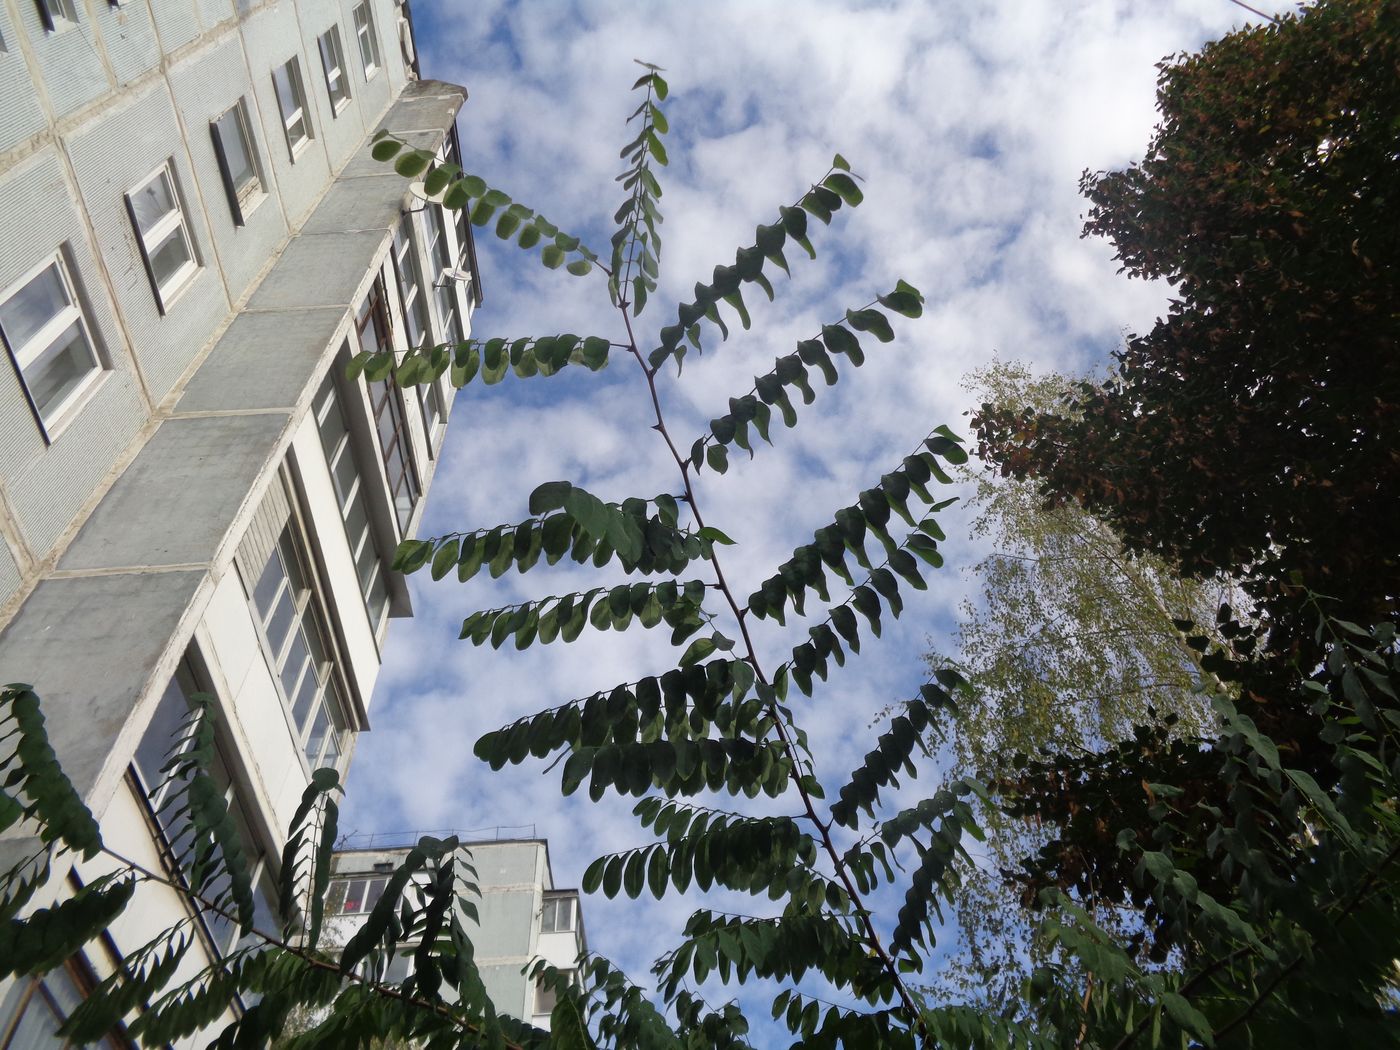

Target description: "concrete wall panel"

left=0, top=150, right=147, bottom=558
left=151, top=0, right=202, bottom=55
left=67, top=83, right=231, bottom=402
left=15, top=1, right=110, bottom=119
left=297, top=0, right=366, bottom=172
left=240, top=1, right=332, bottom=228
left=94, top=0, right=161, bottom=87
left=0, top=10, right=47, bottom=152
left=168, top=32, right=288, bottom=304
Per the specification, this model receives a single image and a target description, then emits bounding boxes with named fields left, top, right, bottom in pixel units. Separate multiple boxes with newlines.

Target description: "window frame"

left=272, top=56, right=313, bottom=160
left=390, top=214, right=446, bottom=451
left=540, top=894, right=576, bottom=934
left=127, top=664, right=285, bottom=960
left=315, top=374, right=392, bottom=636
left=35, top=0, right=78, bottom=32
left=357, top=278, right=421, bottom=533
left=0, top=251, right=104, bottom=440
left=326, top=874, right=390, bottom=916
left=124, top=160, right=200, bottom=314
left=246, top=526, right=349, bottom=775
left=352, top=1, right=381, bottom=80
left=317, top=24, right=352, bottom=115
left=0, top=955, right=130, bottom=1049
left=210, top=99, right=265, bottom=227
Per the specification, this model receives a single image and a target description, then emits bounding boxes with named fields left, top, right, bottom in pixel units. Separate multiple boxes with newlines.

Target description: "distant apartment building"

left=0, top=0, right=479, bottom=1044
left=328, top=835, right=588, bottom=1030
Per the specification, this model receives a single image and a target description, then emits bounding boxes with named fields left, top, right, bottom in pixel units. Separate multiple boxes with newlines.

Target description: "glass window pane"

left=280, top=630, right=310, bottom=696
left=0, top=264, right=67, bottom=349
left=343, top=878, right=366, bottom=913
left=367, top=570, right=388, bottom=626
left=6, top=986, right=65, bottom=1048
left=327, top=880, right=348, bottom=913
left=265, top=584, right=295, bottom=653
left=252, top=549, right=284, bottom=618
left=281, top=536, right=307, bottom=596
left=304, top=704, right=329, bottom=765
left=215, top=109, right=256, bottom=192
left=321, top=728, right=340, bottom=769
left=25, top=321, right=94, bottom=417
left=290, top=666, right=318, bottom=730
left=273, top=62, right=297, bottom=120
left=332, top=443, right=359, bottom=505
left=129, top=171, right=175, bottom=236
left=363, top=877, right=386, bottom=911
left=43, top=965, right=84, bottom=1017
left=303, top=616, right=328, bottom=673
left=148, top=227, right=193, bottom=288
left=345, top=493, right=370, bottom=549
left=133, top=676, right=192, bottom=798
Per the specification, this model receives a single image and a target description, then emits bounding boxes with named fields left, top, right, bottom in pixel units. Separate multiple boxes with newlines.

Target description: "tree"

left=6, top=9, right=1400, bottom=1047
left=974, top=0, right=1400, bottom=659
left=925, top=362, right=1230, bottom=1011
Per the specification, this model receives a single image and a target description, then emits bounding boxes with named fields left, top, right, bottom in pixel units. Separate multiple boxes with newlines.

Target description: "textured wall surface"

left=167, top=32, right=289, bottom=305
left=0, top=150, right=148, bottom=559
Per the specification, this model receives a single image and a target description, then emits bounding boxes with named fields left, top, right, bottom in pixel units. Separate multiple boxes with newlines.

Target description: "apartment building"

left=328, top=837, right=588, bottom=1030
left=0, top=0, right=479, bottom=1043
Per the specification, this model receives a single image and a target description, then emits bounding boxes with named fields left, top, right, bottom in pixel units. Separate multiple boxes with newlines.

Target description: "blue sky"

left=342, top=0, right=1287, bottom=1031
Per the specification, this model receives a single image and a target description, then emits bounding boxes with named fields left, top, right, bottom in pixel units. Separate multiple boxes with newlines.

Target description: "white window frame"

left=210, top=98, right=265, bottom=227
left=124, top=161, right=200, bottom=314
left=272, top=56, right=312, bottom=159
left=35, top=0, right=78, bottom=32
left=352, top=1, right=381, bottom=80
left=0, top=252, right=103, bottom=440
left=315, top=374, right=392, bottom=636
left=318, top=25, right=352, bottom=115
left=326, top=875, right=390, bottom=916
left=129, top=665, right=283, bottom=958
left=540, top=895, right=576, bottom=934
left=246, top=526, right=348, bottom=774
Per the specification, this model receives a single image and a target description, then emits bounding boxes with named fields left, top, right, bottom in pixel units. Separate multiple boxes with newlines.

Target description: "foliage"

left=3, top=11, right=1400, bottom=1049
left=924, top=361, right=1233, bottom=1009
left=974, top=0, right=1400, bottom=657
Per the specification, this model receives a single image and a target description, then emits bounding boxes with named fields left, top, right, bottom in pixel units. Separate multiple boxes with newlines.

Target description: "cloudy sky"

left=342, top=0, right=1285, bottom=1024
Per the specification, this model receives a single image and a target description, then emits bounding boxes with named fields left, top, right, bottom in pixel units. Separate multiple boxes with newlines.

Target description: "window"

left=352, top=2, right=381, bottom=79
left=391, top=215, right=429, bottom=351
left=318, top=25, right=351, bottom=114
left=424, top=203, right=463, bottom=345
left=541, top=895, right=576, bottom=934
left=533, top=971, right=576, bottom=1016
left=356, top=280, right=420, bottom=531
left=272, top=56, right=312, bottom=158
left=315, top=375, right=391, bottom=632
left=390, top=215, right=446, bottom=447
left=0, top=254, right=102, bottom=437
left=210, top=100, right=264, bottom=226
left=326, top=875, right=389, bottom=915
left=129, top=667, right=282, bottom=958
left=35, top=0, right=78, bottom=32
left=248, top=528, right=346, bottom=772
left=0, top=957, right=127, bottom=1049
left=125, top=162, right=199, bottom=313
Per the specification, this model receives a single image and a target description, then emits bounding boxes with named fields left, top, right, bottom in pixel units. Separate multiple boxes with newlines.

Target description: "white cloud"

left=345, top=0, right=1289, bottom=1027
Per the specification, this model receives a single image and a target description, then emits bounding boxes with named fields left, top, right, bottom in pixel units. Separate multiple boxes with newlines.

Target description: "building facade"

left=0, top=0, right=478, bottom=1044
left=328, top=838, right=588, bottom=1030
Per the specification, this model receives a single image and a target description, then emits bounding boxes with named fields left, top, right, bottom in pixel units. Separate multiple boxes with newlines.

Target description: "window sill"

left=39, top=367, right=109, bottom=446
left=155, top=263, right=201, bottom=315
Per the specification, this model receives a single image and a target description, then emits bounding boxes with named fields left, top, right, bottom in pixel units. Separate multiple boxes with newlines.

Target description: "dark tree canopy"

left=975, top=0, right=1400, bottom=653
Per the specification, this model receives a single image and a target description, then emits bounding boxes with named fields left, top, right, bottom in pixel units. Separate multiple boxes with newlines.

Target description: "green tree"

left=974, top=0, right=1400, bottom=659
left=926, top=362, right=1229, bottom=1011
